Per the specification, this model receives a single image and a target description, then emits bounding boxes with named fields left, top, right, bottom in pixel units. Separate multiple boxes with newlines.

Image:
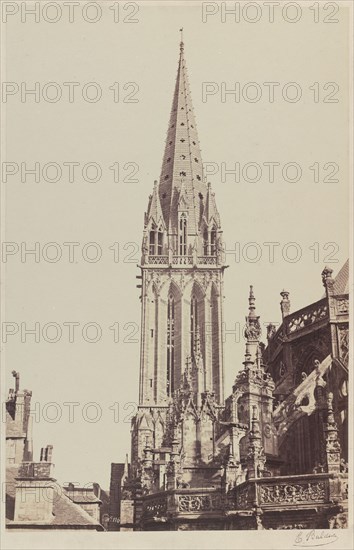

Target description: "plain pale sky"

left=2, top=1, right=350, bottom=490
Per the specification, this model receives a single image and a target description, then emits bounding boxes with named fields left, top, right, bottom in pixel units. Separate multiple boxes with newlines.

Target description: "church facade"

left=108, top=40, right=349, bottom=531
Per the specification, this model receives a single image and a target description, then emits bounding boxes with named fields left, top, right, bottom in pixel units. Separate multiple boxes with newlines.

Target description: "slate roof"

left=63, top=485, right=102, bottom=505
left=6, top=466, right=103, bottom=529
left=333, top=259, right=349, bottom=295
left=158, top=41, right=209, bottom=235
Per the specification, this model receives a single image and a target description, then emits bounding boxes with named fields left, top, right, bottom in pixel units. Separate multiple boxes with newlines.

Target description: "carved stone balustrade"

left=147, top=255, right=169, bottom=265
left=145, top=255, right=219, bottom=267
left=140, top=488, right=225, bottom=524
left=172, top=256, right=193, bottom=266
left=197, top=256, right=217, bottom=266
left=284, top=298, right=328, bottom=337
left=233, top=473, right=332, bottom=510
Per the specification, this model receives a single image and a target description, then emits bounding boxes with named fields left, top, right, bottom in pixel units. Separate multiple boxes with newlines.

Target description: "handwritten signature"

left=294, top=530, right=338, bottom=548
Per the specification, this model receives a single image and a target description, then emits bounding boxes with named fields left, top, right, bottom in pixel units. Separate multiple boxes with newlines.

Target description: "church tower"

left=138, top=38, right=225, bottom=409
left=130, top=37, right=226, bottom=476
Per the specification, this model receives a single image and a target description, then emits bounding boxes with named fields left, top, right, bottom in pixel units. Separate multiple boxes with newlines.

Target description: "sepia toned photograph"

left=1, top=1, right=352, bottom=549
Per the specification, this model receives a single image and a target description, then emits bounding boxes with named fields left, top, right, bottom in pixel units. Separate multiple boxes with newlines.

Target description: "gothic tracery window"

left=179, top=213, right=187, bottom=256
left=202, top=226, right=217, bottom=256
left=210, top=226, right=217, bottom=255
left=167, top=294, right=175, bottom=396
left=203, top=229, right=208, bottom=256
left=190, top=294, right=198, bottom=355
left=157, top=227, right=163, bottom=255
left=149, top=224, right=164, bottom=255
left=149, top=224, right=156, bottom=255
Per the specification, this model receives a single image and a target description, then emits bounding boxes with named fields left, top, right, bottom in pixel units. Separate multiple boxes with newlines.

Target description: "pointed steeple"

left=159, top=36, right=206, bottom=235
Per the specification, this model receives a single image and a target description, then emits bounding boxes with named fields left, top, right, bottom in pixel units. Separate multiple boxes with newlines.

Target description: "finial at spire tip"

left=179, top=27, right=184, bottom=51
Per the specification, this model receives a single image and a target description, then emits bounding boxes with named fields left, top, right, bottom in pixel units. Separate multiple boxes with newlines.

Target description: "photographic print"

left=1, top=1, right=352, bottom=549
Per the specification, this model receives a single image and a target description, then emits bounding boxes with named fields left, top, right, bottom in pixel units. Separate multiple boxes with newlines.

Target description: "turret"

left=232, top=287, right=277, bottom=463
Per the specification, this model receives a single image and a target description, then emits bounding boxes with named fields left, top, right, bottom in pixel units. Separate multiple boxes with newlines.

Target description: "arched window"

left=149, top=224, right=156, bottom=255
left=149, top=224, right=163, bottom=255
left=157, top=227, right=163, bottom=255
left=190, top=294, right=198, bottom=355
left=210, top=226, right=217, bottom=256
left=203, top=229, right=208, bottom=256
left=167, top=294, right=175, bottom=396
left=179, top=214, right=187, bottom=256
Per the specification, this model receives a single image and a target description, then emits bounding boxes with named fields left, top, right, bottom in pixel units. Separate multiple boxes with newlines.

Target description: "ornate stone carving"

left=246, top=406, right=266, bottom=479
left=143, top=497, right=167, bottom=519
left=286, top=300, right=328, bottom=334
left=324, top=393, right=341, bottom=473
left=236, top=483, right=251, bottom=508
left=267, top=323, right=277, bottom=340
left=336, top=298, right=349, bottom=314
left=338, top=326, right=349, bottom=366
left=147, top=255, right=169, bottom=265
left=177, top=493, right=223, bottom=512
left=244, top=321, right=261, bottom=341
left=322, top=266, right=334, bottom=290
left=259, top=481, right=326, bottom=505
left=280, top=290, right=291, bottom=319
left=328, top=512, right=347, bottom=529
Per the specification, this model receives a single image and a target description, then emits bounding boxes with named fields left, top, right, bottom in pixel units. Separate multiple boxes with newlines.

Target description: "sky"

left=2, top=1, right=350, bottom=490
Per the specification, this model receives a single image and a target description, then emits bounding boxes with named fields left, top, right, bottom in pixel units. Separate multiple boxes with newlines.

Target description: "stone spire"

left=158, top=37, right=207, bottom=235
left=243, top=286, right=261, bottom=365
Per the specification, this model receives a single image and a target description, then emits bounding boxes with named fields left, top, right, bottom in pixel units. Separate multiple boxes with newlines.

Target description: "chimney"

left=14, top=446, right=56, bottom=523
left=12, top=370, right=20, bottom=392
left=280, top=290, right=290, bottom=319
left=23, top=414, right=33, bottom=461
left=6, top=371, right=33, bottom=466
